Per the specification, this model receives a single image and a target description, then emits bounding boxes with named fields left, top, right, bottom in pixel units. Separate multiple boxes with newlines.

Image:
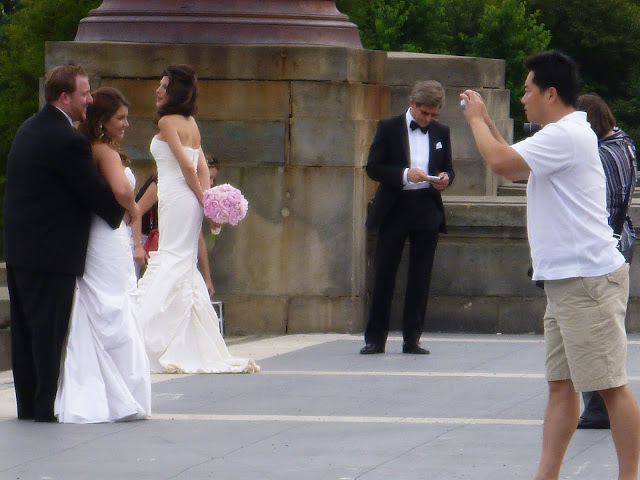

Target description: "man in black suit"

left=361, top=80, right=454, bottom=355
left=3, top=65, right=132, bottom=421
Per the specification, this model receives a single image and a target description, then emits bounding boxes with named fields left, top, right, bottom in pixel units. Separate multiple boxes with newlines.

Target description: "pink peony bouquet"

left=203, top=184, right=249, bottom=226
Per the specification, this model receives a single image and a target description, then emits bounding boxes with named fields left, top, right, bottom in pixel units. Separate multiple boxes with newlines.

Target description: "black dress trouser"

left=7, top=265, right=75, bottom=421
left=365, top=190, right=441, bottom=347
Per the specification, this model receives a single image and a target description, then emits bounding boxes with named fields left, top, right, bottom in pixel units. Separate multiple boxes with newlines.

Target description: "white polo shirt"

left=511, top=111, right=624, bottom=280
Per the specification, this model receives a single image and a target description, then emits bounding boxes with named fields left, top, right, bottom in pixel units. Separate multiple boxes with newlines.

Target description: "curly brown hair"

left=79, top=86, right=130, bottom=164
left=156, top=64, right=198, bottom=120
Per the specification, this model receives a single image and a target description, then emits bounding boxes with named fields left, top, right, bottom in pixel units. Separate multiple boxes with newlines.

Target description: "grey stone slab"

left=214, top=295, right=288, bottom=336
left=201, top=120, right=288, bottom=165
left=287, top=296, right=366, bottom=334
left=0, top=330, right=9, bottom=371
left=47, top=43, right=387, bottom=83
left=386, top=52, right=505, bottom=88
left=122, top=118, right=288, bottom=165
left=290, top=118, right=377, bottom=167
left=210, top=166, right=367, bottom=297
left=291, top=82, right=388, bottom=121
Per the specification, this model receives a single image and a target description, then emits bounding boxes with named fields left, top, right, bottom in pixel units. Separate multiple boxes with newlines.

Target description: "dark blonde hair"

left=44, top=64, right=87, bottom=103
left=576, top=93, right=615, bottom=139
left=79, top=86, right=130, bottom=164
left=410, top=80, right=445, bottom=109
left=157, top=64, right=198, bottom=119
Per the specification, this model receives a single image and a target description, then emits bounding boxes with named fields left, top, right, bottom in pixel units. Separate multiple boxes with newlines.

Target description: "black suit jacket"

left=3, top=104, right=124, bottom=275
left=365, top=114, right=454, bottom=232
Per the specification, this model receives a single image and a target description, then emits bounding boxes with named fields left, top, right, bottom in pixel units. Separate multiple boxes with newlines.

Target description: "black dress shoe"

left=360, top=343, right=385, bottom=354
left=34, top=415, right=58, bottom=423
left=402, top=343, right=430, bottom=355
left=577, top=418, right=610, bottom=429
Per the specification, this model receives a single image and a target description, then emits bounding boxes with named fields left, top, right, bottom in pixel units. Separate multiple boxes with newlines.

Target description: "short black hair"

left=525, top=51, right=579, bottom=107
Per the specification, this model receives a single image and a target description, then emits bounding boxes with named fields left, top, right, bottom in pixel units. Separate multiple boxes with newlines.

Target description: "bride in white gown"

left=136, top=64, right=258, bottom=374
left=55, top=87, right=151, bottom=423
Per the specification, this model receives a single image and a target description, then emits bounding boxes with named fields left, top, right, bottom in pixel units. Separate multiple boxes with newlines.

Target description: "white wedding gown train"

left=55, top=168, right=151, bottom=423
left=136, top=136, right=258, bottom=374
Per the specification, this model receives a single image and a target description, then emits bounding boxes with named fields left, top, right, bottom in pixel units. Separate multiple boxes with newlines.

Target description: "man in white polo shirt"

left=461, top=51, right=640, bottom=480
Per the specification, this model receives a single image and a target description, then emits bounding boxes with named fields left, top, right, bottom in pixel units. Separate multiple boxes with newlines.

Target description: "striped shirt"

left=599, top=128, right=637, bottom=251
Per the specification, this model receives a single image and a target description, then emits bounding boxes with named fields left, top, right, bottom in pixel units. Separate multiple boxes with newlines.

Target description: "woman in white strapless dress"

left=136, top=64, right=258, bottom=374
left=55, top=87, right=151, bottom=423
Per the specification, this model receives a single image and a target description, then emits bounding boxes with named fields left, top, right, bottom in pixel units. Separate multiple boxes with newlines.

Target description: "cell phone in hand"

left=425, top=174, right=441, bottom=181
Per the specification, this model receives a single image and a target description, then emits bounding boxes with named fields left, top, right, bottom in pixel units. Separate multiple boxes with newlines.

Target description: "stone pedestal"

left=47, top=41, right=386, bottom=335
left=75, top=0, right=362, bottom=48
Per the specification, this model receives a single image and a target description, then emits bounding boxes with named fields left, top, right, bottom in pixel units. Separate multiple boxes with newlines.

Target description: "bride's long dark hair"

left=79, top=86, right=130, bottom=165
left=156, top=64, right=198, bottom=121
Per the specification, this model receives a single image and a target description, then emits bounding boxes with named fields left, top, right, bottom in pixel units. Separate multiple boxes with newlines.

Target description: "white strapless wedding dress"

left=55, top=168, right=151, bottom=423
left=136, top=136, right=258, bottom=374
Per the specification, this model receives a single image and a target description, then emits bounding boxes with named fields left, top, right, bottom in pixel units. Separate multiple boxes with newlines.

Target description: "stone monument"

left=75, top=0, right=362, bottom=47
left=48, top=0, right=387, bottom=335
left=44, top=0, right=599, bottom=337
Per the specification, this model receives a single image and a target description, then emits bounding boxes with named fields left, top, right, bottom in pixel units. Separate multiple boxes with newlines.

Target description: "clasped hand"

left=408, top=168, right=449, bottom=190
left=123, top=203, right=140, bottom=226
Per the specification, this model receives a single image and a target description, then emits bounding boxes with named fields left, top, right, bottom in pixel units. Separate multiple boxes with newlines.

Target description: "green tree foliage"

left=525, top=0, right=640, bottom=142
left=469, top=0, right=550, bottom=134
left=337, top=0, right=550, bottom=134
left=353, top=0, right=451, bottom=53
left=0, top=0, right=100, bottom=254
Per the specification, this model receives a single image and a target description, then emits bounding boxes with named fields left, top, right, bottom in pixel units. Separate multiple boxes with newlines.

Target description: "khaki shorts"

left=543, top=263, right=629, bottom=392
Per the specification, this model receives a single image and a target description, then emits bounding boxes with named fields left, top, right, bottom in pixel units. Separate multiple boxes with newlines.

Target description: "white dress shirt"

left=403, top=109, right=431, bottom=190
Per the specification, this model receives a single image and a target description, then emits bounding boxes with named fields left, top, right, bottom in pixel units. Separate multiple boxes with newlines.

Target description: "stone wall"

left=47, top=41, right=387, bottom=335
left=43, top=42, right=640, bottom=336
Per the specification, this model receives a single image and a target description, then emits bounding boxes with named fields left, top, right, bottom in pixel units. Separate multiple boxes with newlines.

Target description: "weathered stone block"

left=0, top=329, right=10, bottom=371
left=104, top=79, right=292, bottom=120
left=0, top=287, right=9, bottom=330
left=443, top=158, right=491, bottom=196
left=445, top=196, right=527, bottom=228
left=386, top=52, right=505, bottom=88
left=201, top=120, right=287, bottom=165
left=47, top=42, right=387, bottom=83
left=210, top=166, right=368, bottom=297
left=290, top=118, right=377, bottom=167
left=424, top=296, right=500, bottom=333
left=497, top=298, right=547, bottom=334
left=291, top=82, right=388, bottom=120
left=122, top=118, right=288, bottom=166
left=216, top=295, right=288, bottom=335
left=288, top=296, right=366, bottom=333
left=100, top=79, right=157, bottom=117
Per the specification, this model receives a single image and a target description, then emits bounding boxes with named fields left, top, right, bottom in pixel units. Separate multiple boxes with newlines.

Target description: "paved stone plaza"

left=1, top=333, right=639, bottom=479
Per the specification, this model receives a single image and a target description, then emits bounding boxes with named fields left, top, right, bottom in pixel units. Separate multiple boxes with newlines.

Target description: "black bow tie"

left=410, top=120, right=429, bottom=134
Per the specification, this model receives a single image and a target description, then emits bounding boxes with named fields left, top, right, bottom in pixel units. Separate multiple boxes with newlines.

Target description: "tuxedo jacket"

left=365, top=114, right=454, bottom=232
left=3, top=104, right=124, bottom=276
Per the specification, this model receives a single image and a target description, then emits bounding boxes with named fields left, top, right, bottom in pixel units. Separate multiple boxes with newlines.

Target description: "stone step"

left=498, top=183, right=640, bottom=198
left=0, top=329, right=9, bottom=372
left=497, top=184, right=526, bottom=196
left=0, top=263, right=9, bottom=371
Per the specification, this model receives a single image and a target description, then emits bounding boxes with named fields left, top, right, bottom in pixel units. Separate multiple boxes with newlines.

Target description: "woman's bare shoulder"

left=91, top=141, right=120, bottom=163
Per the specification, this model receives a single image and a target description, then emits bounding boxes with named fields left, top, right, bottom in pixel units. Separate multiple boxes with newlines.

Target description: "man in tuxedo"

left=3, top=65, right=130, bottom=422
left=361, top=80, right=454, bottom=355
